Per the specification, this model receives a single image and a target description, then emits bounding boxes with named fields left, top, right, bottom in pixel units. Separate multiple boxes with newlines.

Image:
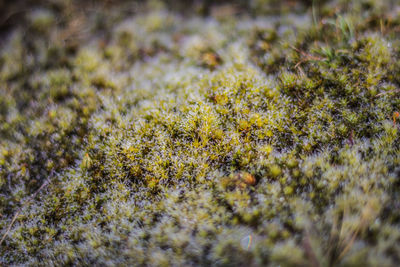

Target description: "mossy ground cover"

left=1, top=0, right=400, bottom=265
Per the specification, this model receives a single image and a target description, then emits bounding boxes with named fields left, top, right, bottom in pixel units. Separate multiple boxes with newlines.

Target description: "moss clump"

left=1, top=0, right=400, bottom=266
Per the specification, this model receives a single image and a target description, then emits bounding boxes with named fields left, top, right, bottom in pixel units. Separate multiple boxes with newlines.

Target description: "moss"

left=1, top=0, right=400, bottom=266
left=29, top=9, right=55, bottom=34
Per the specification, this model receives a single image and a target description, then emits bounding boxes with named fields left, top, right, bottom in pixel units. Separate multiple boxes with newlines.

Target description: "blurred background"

left=0, top=0, right=320, bottom=36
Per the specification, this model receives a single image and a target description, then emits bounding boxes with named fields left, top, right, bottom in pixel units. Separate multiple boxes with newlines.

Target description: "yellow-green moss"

left=1, top=0, right=400, bottom=266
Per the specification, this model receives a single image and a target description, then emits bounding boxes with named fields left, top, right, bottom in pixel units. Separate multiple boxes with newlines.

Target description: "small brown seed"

left=241, top=172, right=256, bottom=186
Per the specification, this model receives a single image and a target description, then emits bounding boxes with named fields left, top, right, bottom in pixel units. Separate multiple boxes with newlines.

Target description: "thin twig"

left=302, top=230, right=321, bottom=267
left=288, top=44, right=324, bottom=61
left=338, top=228, right=359, bottom=260
left=375, top=89, right=400, bottom=97
left=288, top=44, right=325, bottom=72
left=0, top=179, right=50, bottom=246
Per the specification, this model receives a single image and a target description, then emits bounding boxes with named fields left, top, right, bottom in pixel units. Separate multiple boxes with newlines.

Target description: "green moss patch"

left=1, top=0, right=400, bottom=266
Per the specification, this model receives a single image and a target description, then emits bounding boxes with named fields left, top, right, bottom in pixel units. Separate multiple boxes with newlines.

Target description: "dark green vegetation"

left=2, top=0, right=400, bottom=265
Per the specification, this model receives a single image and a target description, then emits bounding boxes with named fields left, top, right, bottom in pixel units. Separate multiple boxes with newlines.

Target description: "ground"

left=1, top=0, right=400, bottom=266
